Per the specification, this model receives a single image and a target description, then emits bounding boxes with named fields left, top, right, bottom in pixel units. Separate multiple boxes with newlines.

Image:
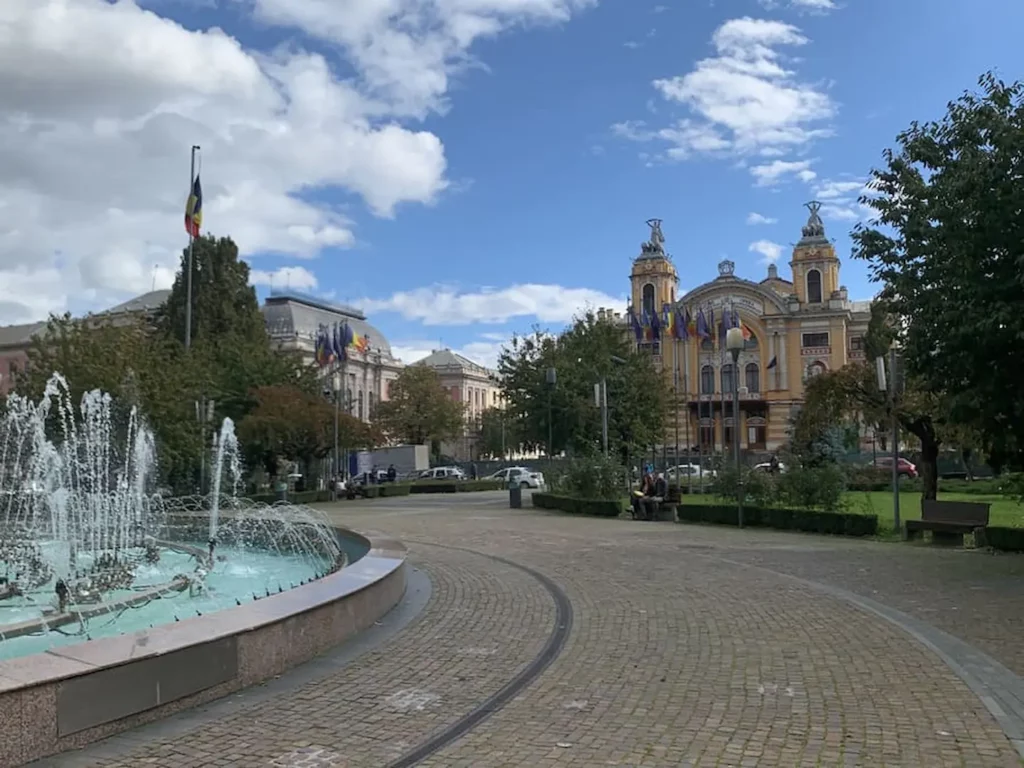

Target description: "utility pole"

left=890, top=346, right=901, bottom=532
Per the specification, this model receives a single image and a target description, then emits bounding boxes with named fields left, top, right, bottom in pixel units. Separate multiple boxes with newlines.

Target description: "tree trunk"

left=919, top=434, right=939, bottom=502
left=961, top=447, right=974, bottom=481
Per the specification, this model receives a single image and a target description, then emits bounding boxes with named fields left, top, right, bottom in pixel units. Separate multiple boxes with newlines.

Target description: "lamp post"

left=545, top=367, right=557, bottom=458
left=725, top=327, right=744, bottom=528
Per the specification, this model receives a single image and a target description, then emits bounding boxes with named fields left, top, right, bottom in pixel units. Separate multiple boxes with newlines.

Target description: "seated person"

left=631, top=472, right=654, bottom=519
left=642, top=473, right=668, bottom=520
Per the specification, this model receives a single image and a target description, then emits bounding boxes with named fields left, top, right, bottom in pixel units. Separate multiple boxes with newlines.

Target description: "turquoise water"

left=0, top=544, right=330, bottom=661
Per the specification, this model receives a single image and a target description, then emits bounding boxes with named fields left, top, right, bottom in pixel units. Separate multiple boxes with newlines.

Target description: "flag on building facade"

left=184, top=175, right=203, bottom=237
left=767, top=356, right=778, bottom=369
left=696, top=308, right=709, bottom=340
left=627, top=307, right=643, bottom=342
left=662, top=303, right=674, bottom=340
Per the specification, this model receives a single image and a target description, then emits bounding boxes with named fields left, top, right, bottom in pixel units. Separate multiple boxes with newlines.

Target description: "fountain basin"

left=0, top=525, right=406, bottom=767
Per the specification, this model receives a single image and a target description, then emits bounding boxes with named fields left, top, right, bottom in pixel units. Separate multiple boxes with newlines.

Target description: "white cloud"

left=0, top=0, right=592, bottom=325
left=359, top=283, right=626, bottom=326
left=746, top=212, right=777, bottom=225
left=812, top=178, right=872, bottom=221
left=749, top=239, right=784, bottom=264
left=750, top=159, right=816, bottom=186
left=615, top=17, right=833, bottom=163
left=391, top=338, right=507, bottom=369
left=760, top=0, right=838, bottom=11
left=249, top=266, right=319, bottom=291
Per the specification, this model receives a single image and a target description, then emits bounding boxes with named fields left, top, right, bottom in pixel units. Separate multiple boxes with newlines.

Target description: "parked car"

left=488, top=466, right=545, bottom=489
left=871, top=457, right=918, bottom=479
left=351, top=470, right=389, bottom=485
left=417, top=466, right=466, bottom=481
left=753, top=461, right=787, bottom=474
left=666, top=464, right=717, bottom=482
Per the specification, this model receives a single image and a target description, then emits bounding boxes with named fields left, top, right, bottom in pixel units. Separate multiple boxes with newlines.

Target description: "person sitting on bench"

left=632, top=471, right=654, bottom=520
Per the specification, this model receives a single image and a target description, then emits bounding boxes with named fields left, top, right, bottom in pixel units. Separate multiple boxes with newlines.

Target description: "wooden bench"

left=904, top=500, right=990, bottom=545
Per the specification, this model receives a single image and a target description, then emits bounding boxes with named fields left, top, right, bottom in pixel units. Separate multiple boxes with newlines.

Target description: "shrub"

left=675, top=503, right=877, bottom=537
left=556, top=454, right=624, bottom=500
left=712, top=466, right=778, bottom=507
left=532, top=492, right=623, bottom=517
left=379, top=483, right=412, bottom=497
left=410, top=479, right=504, bottom=494
left=776, top=463, right=847, bottom=511
left=983, top=526, right=1024, bottom=552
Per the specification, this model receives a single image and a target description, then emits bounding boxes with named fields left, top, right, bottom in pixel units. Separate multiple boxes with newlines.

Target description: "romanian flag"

left=351, top=329, right=370, bottom=354
left=185, top=175, right=203, bottom=237
left=315, top=326, right=329, bottom=367
left=740, top=322, right=753, bottom=341
left=685, top=308, right=696, bottom=339
left=696, top=309, right=710, bottom=340
left=662, top=303, right=675, bottom=340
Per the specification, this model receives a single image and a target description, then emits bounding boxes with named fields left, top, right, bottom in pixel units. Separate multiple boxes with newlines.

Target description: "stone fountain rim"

left=0, top=525, right=406, bottom=695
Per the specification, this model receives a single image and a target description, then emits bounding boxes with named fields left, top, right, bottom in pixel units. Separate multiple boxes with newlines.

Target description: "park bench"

left=903, top=499, right=990, bottom=546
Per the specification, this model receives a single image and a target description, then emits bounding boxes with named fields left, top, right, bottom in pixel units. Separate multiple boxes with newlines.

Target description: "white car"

left=418, top=466, right=466, bottom=480
left=666, top=464, right=717, bottom=482
left=489, top=466, right=545, bottom=489
left=753, top=461, right=787, bottom=474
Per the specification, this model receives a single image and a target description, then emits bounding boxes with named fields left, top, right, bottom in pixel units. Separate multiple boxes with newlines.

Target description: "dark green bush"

left=379, top=483, right=412, bottom=497
left=675, top=503, right=877, bottom=537
left=532, top=492, right=624, bottom=517
left=983, top=526, right=1024, bottom=552
left=555, top=455, right=625, bottom=499
left=410, top=479, right=504, bottom=494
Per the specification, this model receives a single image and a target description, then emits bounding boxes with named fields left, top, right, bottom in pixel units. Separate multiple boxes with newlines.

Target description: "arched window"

left=721, top=364, right=734, bottom=393
left=745, top=363, right=760, bottom=393
left=700, top=365, right=714, bottom=394
left=744, top=332, right=759, bottom=351
left=806, top=269, right=823, bottom=304
left=642, top=283, right=656, bottom=317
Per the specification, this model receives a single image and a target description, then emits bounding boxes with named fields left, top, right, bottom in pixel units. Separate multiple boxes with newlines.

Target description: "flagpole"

left=683, top=333, right=693, bottom=495
left=185, top=144, right=200, bottom=350
left=719, top=305, right=727, bottom=462
left=672, top=335, right=680, bottom=472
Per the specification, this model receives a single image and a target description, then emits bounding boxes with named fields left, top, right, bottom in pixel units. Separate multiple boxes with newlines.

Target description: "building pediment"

left=680, top=277, right=790, bottom=317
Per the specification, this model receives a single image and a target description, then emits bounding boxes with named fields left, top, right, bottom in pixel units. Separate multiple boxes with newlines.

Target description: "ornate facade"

left=415, top=349, right=501, bottom=460
left=262, top=292, right=404, bottom=422
left=627, top=204, right=871, bottom=453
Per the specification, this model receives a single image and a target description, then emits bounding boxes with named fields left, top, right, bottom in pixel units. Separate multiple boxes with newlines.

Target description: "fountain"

left=0, top=374, right=354, bottom=661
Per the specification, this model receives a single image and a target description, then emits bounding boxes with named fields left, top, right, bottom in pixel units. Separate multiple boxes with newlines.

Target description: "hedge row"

left=981, top=526, right=1024, bottom=552
left=846, top=474, right=1006, bottom=495
left=676, top=503, right=879, bottom=537
left=409, top=479, right=504, bottom=494
left=531, top=492, right=623, bottom=517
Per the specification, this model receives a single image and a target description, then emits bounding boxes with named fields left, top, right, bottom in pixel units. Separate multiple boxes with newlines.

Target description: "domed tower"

left=790, top=201, right=840, bottom=306
left=630, top=218, right=679, bottom=319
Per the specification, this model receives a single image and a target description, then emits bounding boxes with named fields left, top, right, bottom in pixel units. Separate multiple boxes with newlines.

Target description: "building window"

left=357, top=391, right=364, bottom=419
left=747, top=425, right=767, bottom=449
left=744, top=332, right=759, bottom=350
left=700, top=336, right=714, bottom=351
left=720, top=364, right=734, bottom=394
left=745, top=363, right=760, bottom=393
left=724, top=426, right=734, bottom=447
left=699, top=425, right=714, bottom=449
left=642, top=283, right=656, bottom=317
left=806, top=269, right=823, bottom=303
left=802, top=332, right=830, bottom=348
left=850, top=336, right=864, bottom=351
left=639, top=341, right=661, bottom=356
left=700, top=365, right=714, bottom=394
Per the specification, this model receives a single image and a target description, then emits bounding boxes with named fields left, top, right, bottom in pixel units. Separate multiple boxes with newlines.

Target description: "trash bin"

left=508, top=483, right=522, bottom=509
left=275, top=481, right=288, bottom=503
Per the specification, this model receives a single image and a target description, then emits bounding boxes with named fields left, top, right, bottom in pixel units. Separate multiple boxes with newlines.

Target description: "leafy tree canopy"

left=474, top=406, right=521, bottom=460
left=237, top=385, right=375, bottom=477
left=372, top=365, right=465, bottom=446
left=497, top=311, right=667, bottom=461
left=851, top=72, right=1024, bottom=470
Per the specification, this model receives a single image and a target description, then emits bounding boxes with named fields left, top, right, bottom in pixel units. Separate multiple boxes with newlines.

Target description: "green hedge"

left=847, top=474, right=1007, bottom=495
left=410, top=479, right=504, bottom=494
left=676, top=503, right=878, bottom=537
left=531, top=492, right=623, bottom=517
left=247, top=489, right=333, bottom=505
left=379, top=483, right=412, bottom=497
left=984, top=526, right=1024, bottom=552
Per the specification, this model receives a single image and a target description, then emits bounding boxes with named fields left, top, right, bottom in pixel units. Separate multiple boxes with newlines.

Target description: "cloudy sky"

left=2, top=0, right=1022, bottom=367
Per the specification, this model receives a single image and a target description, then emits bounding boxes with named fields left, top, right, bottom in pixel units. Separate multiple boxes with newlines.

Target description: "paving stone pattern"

left=45, top=493, right=1024, bottom=767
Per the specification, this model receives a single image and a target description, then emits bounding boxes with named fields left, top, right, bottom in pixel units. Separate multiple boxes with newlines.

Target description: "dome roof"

left=261, top=292, right=392, bottom=356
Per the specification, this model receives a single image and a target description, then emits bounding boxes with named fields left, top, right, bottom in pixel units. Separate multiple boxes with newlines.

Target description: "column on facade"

left=777, top=332, right=788, bottom=391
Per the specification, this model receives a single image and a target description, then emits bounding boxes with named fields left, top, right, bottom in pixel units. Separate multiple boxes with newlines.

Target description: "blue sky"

left=3, top=0, right=1023, bottom=366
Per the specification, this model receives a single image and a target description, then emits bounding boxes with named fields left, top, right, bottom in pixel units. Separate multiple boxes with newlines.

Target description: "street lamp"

left=725, top=326, right=745, bottom=528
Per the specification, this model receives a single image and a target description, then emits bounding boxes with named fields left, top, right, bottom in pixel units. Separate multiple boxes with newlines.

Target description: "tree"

left=156, top=235, right=317, bottom=424
left=852, top=72, right=1024, bottom=471
left=475, top=407, right=520, bottom=459
left=237, top=385, right=375, bottom=479
left=372, top=365, right=465, bottom=446
left=498, top=311, right=667, bottom=462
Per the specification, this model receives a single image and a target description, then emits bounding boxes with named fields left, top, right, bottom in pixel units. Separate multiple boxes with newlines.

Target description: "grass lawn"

left=678, top=491, right=1024, bottom=531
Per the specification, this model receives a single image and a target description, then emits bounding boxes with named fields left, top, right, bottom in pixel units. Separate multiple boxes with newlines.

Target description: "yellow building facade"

left=627, top=204, right=871, bottom=454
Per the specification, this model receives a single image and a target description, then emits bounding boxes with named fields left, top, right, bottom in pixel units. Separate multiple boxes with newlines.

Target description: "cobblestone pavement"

left=47, top=493, right=1024, bottom=767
